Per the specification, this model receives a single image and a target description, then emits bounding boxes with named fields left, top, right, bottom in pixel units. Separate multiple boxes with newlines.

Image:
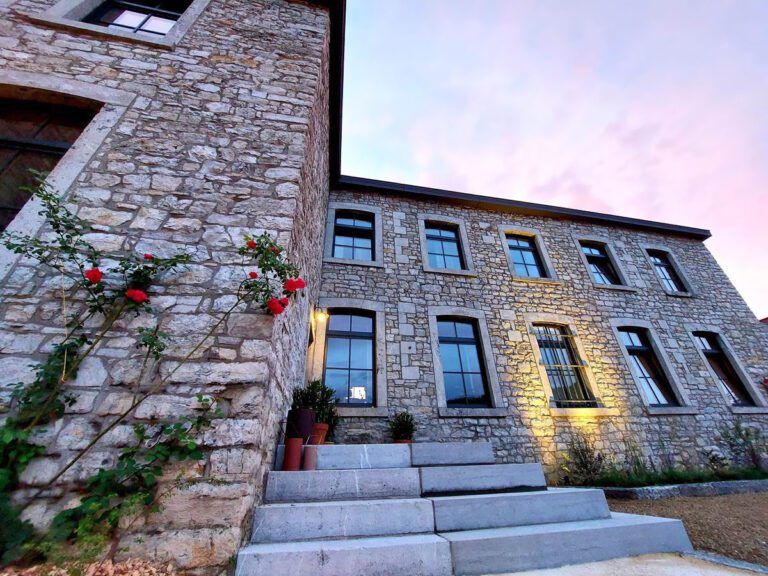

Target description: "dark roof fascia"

left=325, top=0, right=345, bottom=183
left=336, top=175, right=712, bottom=240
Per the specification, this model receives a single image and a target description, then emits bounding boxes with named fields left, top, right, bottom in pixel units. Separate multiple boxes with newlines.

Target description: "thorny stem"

left=21, top=296, right=246, bottom=507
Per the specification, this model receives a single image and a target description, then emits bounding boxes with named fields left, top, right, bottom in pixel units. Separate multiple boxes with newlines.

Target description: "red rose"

left=247, top=239, right=256, bottom=249
left=143, top=253, right=154, bottom=261
left=284, top=277, right=306, bottom=293
left=270, top=246, right=281, bottom=255
left=249, top=271, right=258, bottom=279
left=125, top=288, right=150, bottom=304
left=266, top=297, right=285, bottom=315
left=84, top=268, right=103, bottom=284
left=279, top=297, right=290, bottom=307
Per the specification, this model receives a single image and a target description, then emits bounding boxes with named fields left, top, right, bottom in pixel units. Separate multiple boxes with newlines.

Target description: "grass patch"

left=592, top=465, right=768, bottom=488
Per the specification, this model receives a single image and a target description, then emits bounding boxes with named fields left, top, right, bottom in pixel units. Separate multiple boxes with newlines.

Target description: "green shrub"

left=560, top=432, right=607, bottom=486
left=292, top=380, right=340, bottom=439
left=719, top=419, right=765, bottom=468
left=388, top=411, right=416, bottom=441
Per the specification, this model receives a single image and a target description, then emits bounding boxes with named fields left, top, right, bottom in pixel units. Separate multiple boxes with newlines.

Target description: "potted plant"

left=283, top=388, right=316, bottom=471
left=389, top=411, right=417, bottom=444
left=295, top=379, right=340, bottom=445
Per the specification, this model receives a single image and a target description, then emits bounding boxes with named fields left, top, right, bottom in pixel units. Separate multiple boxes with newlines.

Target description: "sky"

left=341, top=0, right=768, bottom=319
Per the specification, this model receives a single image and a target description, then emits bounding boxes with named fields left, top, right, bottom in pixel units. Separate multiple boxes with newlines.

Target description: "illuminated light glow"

left=349, top=386, right=367, bottom=400
left=315, top=309, right=329, bottom=322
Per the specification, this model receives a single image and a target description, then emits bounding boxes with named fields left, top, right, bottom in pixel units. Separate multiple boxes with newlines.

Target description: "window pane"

left=348, top=370, right=373, bottom=404
left=350, top=315, right=373, bottom=333
left=439, top=343, right=461, bottom=372
left=334, top=235, right=354, bottom=247
left=349, top=338, right=373, bottom=369
left=444, top=373, right=466, bottom=404
left=352, top=247, right=372, bottom=261
left=437, top=321, right=456, bottom=339
left=324, top=369, right=349, bottom=403
left=427, top=238, right=443, bottom=254
left=325, top=337, right=349, bottom=368
left=429, top=253, right=446, bottom=268
left=464, top=373, right=489, bottom=404
left=455, top=322, right=475, bottom=339
left=106, top=8, right=147, bottom=27
left=328, top=314, right=351, bottom=332
left=458, top=344, right=481, bottom=373
left=443, top=241, right=459, bottom=256
left=444, top=255, right=462, bottom=270
left=353, top=236, right=372, bottom=249
left=333, top=245, right=353, bottom=259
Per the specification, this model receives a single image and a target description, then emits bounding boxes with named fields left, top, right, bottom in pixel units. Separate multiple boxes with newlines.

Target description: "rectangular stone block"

left=237, top=534, right=452, bottom=576
left=274, top=443, right=411, bottom=471
left=420, top=463, right=546, bottom=495
left=430, top=487, right=609, bottom=532
left=251, top=498, right=434, bottom=543
left=411, top=442, right=495, bottom=467
left=442, top=513, right=692, bottom=575
left=264, top=468, right=421, bottom=503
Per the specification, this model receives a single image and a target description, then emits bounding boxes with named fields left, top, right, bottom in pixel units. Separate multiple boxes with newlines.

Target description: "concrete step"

left=236, top=534, right=452, bottom=576
left=420, top=463, right=546, bottom=495
left=430, top=487, right=610, bottom=532
left=441, top=512, right=693, bottom=575
left=411, top=441, right=495, bottom=467
left=264, top=468, right=421, bottom=503
left=251, top=498, right=434, bottom=543
left=275, top=443, right=411, bottom=470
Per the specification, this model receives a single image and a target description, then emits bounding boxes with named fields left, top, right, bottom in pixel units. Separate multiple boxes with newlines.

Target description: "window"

left=83, top=0, right=192, bottom=36
left=332, top=211, right=374, bottom=262
left=580, top=242, right=622, bottom=285
left=647, top=250, right=686, bottom=293
left=532, top=324, right=597, bottom=408
left=436, top=318, right=491, bottom=407
left=506, top=234, right=547, bottom=278
left=618, top=328, right=679, bottom=407
left=323, top=310, right=375, bottom=407
left=0, top=99, right=96, bottom=231
left=425, top=223, right=465, bottom=270
left=694, top=332, right=755, bottom=406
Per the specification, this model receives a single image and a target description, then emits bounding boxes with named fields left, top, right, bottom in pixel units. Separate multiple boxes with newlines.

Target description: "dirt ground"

left=608, top=493, right=768, bottom=567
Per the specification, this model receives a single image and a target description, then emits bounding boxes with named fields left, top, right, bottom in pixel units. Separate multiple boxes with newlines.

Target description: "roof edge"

left=335, top=175, right=712, bottom=240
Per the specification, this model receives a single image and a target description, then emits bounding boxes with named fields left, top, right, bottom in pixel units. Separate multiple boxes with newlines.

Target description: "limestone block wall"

left=319, top=189, right=768, bottom=476
left=0, top=0, right=329, bottom=572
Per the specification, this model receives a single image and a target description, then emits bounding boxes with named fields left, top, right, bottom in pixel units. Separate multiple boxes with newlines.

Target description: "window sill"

left=646, top=406, right=699, bottom=416
left=590, top=283, right=637, bottom=292
left=549, top=407, right=620, bottom=418
left=663, top=290, right=695, bottom=298
left=337, top=406, right=388, bottom=418
left=511, top=276, right=562, bottom=286
left=731, top=406, right=768, bottom=415
left=438, top=407, right=508, bottom=418
left=422, top=267, right=477, bottom=277
left=27, top=14, right=178, bottom=47
left=323, top=257, right=384, bottom=269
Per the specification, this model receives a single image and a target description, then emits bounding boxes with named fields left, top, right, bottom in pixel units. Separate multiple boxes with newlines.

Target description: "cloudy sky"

left=341, top=0, right=768, bottom=319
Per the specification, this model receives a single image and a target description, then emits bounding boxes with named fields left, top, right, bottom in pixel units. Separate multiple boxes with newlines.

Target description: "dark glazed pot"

left=286, top=408, right=315, bottom=441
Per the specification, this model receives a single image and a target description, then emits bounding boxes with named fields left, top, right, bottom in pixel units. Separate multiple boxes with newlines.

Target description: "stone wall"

left=319, top=189, right=768, bottom=477
left=0, top=0, right=330, bottom=572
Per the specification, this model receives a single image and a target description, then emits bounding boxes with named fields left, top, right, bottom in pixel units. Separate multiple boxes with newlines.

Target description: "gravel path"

left=608, top=493, right=768, bottom=567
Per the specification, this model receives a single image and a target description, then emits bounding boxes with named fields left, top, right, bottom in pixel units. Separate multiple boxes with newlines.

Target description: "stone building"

left=0, top=0, right=765, bottom=572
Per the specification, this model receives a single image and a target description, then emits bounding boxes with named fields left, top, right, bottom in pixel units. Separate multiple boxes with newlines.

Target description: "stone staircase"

left=236, top=442, right=692, bottom=575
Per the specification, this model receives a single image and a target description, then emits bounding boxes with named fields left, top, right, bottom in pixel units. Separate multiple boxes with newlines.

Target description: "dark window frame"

left=436, top=316, right=492, bottom=407
left=83, top=0, right=191, bottom=36
left=322, top=308, right=376, bottom=408
left=331, top=209, right=375, bottom=262
left=647, top=249, right=687, bottom=293
left=532, top=324, right=598, bottom=408
left=425, top=222, right=466, bottom=271
left=693, top=332, right=755, bottom=407
left=580, top=241, right=623, bottom=286
left=618, top=327, right=680, bottom=407
left=0, top=98, right=96, bottom=231
left=506, top=233, right=548, bottom=278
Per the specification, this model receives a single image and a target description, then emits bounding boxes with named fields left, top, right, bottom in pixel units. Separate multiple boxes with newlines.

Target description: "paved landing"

left=498, top=553, right=762, bottom=576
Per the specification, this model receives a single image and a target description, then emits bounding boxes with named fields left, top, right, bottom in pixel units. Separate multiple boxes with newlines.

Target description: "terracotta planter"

left=302, top=446, right=318, bottom=470
left=286, top=408, right=315, bottom=442
left=394, top=439, right=413, bottom=444
left=282, top=437, right=303, bottom=471
left=310, top=422, right=329, bottom=445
